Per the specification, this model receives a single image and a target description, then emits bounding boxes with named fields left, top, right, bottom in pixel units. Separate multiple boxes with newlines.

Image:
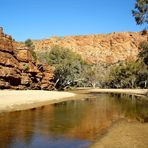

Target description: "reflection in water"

left=111, top=94, right=148, bottom=122
left=0, top=92, right=147, bottom=148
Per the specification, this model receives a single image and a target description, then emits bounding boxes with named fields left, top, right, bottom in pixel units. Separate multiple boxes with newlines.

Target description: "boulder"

left=0, top=37, right=13, bottom=53
left=41, top=82, right=54, bottom=90
left=28, top=62, right=39, bottom=73
left=21, top=73, right=32, bottom=85
left=29, top=83, right=41, bottom=90
left=0, top=51, right=19, bottom=68
left=15, top=49, right=33, bottom=62
left=0, top=66, right=20, bottom=79
left=19, top=62, right=39, bottom=73
left=36, top=72, right=43, bottom=79
left=0, top=80, right=10, bottom=89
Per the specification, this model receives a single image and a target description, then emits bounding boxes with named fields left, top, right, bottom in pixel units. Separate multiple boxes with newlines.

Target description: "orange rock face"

left=0, top=27, right=54, bottom=90
left=15, top=49, right=33, bottom=62
left=33, top=32, right=148, bottom=64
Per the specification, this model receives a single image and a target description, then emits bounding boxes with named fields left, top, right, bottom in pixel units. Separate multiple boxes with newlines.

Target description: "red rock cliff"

left=0, top=27, right=54, bottom=90
left=33, top=32, right=148, bottom=64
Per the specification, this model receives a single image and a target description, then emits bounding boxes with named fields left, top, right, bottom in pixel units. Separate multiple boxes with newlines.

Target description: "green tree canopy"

left=80, top=63, right=109, bottom=88
left=45, top=46, right=85, bottom=90
left=132, top=0, right=148, bottom=26
left=25, top=39, right=37, bottom=60
left=25, top=39, right=33, bottom=47
left=139, top=41, right=148, bottom=65
left=108, top=61, right=147, bottom=88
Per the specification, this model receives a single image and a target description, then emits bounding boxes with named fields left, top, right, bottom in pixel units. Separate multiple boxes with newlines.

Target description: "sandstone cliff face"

left=0, top=27, right=54, bottom=90
left=33, top=32, right=147, bottom=64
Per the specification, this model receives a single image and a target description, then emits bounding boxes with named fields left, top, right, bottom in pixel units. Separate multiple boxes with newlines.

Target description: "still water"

left=0, top=91, right=148, bottom=148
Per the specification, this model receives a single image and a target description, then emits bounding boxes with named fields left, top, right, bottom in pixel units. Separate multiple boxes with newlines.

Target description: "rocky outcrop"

left=0, top=27, right=54, bottom=90
left=33, top=31, right=148, bottom=64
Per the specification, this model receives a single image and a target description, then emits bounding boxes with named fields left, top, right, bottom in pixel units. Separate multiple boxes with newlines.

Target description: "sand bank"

left=0, top=90, right=75, bottom=113
left=88, top=88, right=148, bottom=96
left=0, top=89, right=147, bottom=113
left=90, top=120, right=148, bottom=148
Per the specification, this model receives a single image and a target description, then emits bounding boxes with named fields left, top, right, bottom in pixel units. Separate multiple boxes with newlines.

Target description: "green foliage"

left=37, top=47, right=110, bottom=89
left=80, top=63, right=110, bottom=88
left=82, top=64, right=99, bottom=88
left=36, top=51, right=48, bottom=64
left=23, top=64, right=29, bottom=72
left=25, top=39, right=33, bottom=47
left=45, top=46, right=85, bottom=90
left=132, top=0, right=148, bottom=26
left=139, top=41, right=148, bottom=65
left=36, top=43, right=148, bottom=89
left=108, top=41, right=148, bottom=88
left=25, top=39, right=37, bottom=60
left=108, top=60, right=148, bottom=88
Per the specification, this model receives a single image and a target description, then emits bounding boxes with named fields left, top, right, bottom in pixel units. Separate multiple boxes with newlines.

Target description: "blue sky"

left=0, top=0, right=144, bottom=41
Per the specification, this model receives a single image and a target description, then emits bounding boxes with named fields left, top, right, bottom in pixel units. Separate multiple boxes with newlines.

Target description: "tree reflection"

left=111, top=94, right=148, bottom=122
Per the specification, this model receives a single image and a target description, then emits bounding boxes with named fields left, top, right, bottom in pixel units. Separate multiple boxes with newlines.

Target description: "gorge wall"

left=33, top=31, right=148, bottom=64
left=0, top=27, right=147, bottom=89
left=0, top=27, right=54, bottom=90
